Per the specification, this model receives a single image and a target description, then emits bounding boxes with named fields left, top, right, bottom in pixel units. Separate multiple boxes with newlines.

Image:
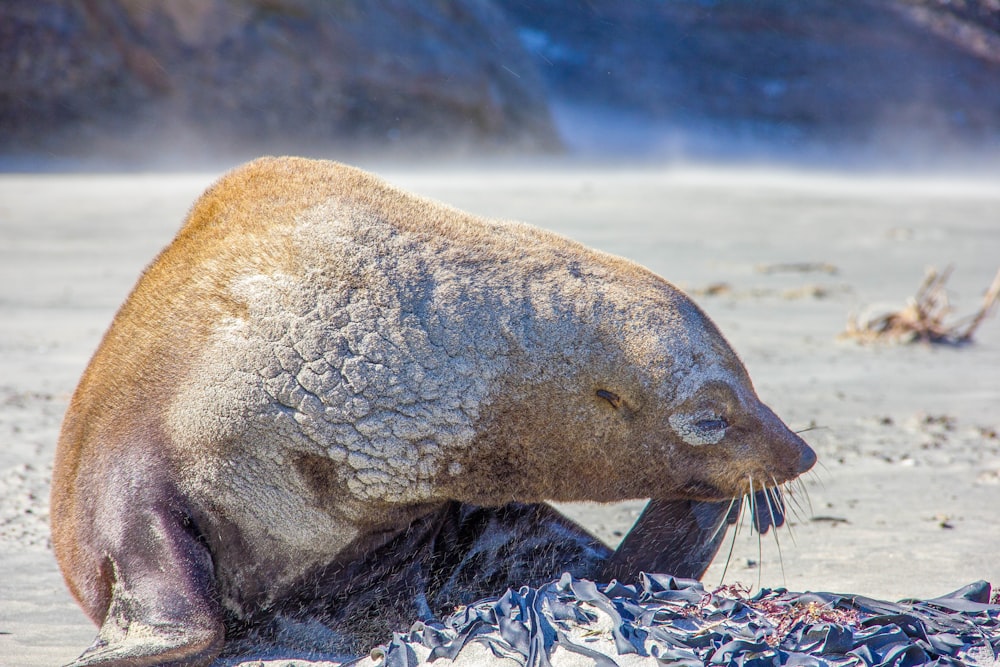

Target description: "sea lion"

left=51, top=156, right=815, bottom=666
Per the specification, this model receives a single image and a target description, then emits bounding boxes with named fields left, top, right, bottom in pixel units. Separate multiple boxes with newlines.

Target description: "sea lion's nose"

left=796, top=442, right=817, bottom=474
left=759, top=403, right=817, bottom=476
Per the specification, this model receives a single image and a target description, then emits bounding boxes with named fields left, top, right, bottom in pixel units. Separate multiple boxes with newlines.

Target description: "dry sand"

left=1, top=164, right=998, bottom=666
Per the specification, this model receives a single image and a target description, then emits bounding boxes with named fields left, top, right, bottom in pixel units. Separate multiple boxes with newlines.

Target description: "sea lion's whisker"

left=768, top=476, right=784, bottom=506
left=784, top=486, right=809, bottom=525
left=733, top=492, right=747, bottom=539
left=774, top=484, right=800, bottom=547
left=771, top=474, right=804, bottom=529
left=718, top=497, right=742, bottom=586
left=811, top=456, right=832, bottom=476
left=783, top=475, right=809, bottom=512
left=764, top=481, right=787, bottom=534
left=772, top=521, right=787, bottom=587
left=797, top=474, right=818, bottom=518
left=764, top=484, right=788, bottom=585
left=708, top=496, right=740, bottom=545
left=749, top=476, right=763, bottom=589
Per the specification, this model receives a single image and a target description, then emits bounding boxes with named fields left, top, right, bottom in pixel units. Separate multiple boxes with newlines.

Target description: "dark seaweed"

left=390, top=574, right=1000, bottom=666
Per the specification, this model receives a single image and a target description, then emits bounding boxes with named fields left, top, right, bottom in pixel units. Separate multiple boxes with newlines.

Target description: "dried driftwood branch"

left=843, top=266, right=1000, bottom=345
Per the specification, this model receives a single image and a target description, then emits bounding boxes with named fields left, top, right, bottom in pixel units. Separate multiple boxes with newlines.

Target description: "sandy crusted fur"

left=162, top=158, right=741, bottom=590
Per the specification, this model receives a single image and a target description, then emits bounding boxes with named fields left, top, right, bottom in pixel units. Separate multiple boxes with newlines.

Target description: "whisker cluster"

left=716, top=474, right=814, bottom=590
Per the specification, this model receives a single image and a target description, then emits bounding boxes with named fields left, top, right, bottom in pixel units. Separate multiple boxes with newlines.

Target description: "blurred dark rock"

left=0, top=0, right=558, bottom=165
left=500, top=0, right=1000, bottom=162
left=3, top=0, right=1000, bottom=166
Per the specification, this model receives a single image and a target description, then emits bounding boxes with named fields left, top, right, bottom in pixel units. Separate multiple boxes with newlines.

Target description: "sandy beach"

left=1, top=164, right=998, bottom=666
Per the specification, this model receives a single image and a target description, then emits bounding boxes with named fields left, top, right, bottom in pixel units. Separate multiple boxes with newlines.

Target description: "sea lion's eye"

left=596, top=389, right=622, bottom=409
left=694, top=417, right=728, bottom=432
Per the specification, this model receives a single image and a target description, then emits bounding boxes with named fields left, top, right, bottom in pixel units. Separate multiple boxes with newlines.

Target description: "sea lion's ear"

left=596, top=389, right=622, bottom=409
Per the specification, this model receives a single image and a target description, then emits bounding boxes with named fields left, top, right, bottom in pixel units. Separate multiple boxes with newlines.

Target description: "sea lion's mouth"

left=678, top=476, right=791, bottom=504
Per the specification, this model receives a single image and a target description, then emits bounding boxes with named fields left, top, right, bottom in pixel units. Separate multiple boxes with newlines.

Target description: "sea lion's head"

left=454, top=261, right=815, bottom=507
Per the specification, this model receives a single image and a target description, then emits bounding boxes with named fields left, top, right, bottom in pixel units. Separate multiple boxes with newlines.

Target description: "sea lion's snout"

left=763, top=404, right=817, bottom=479
left=795, top=436, right=818, bottom=475
left=659, top=378, right=818, bottom=502
left=662, top=373, right=815, bottom=491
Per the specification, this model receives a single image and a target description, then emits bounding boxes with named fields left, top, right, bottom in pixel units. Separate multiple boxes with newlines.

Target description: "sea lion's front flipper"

left=65, top=496, right=224, bottom=667
left=428, top=502, right=613, bottom=611
left=68, top=619, right=221, bottom=667
left=603, top=498, right=736, bottom=582
left=606, top=487, right=789, bottom=582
